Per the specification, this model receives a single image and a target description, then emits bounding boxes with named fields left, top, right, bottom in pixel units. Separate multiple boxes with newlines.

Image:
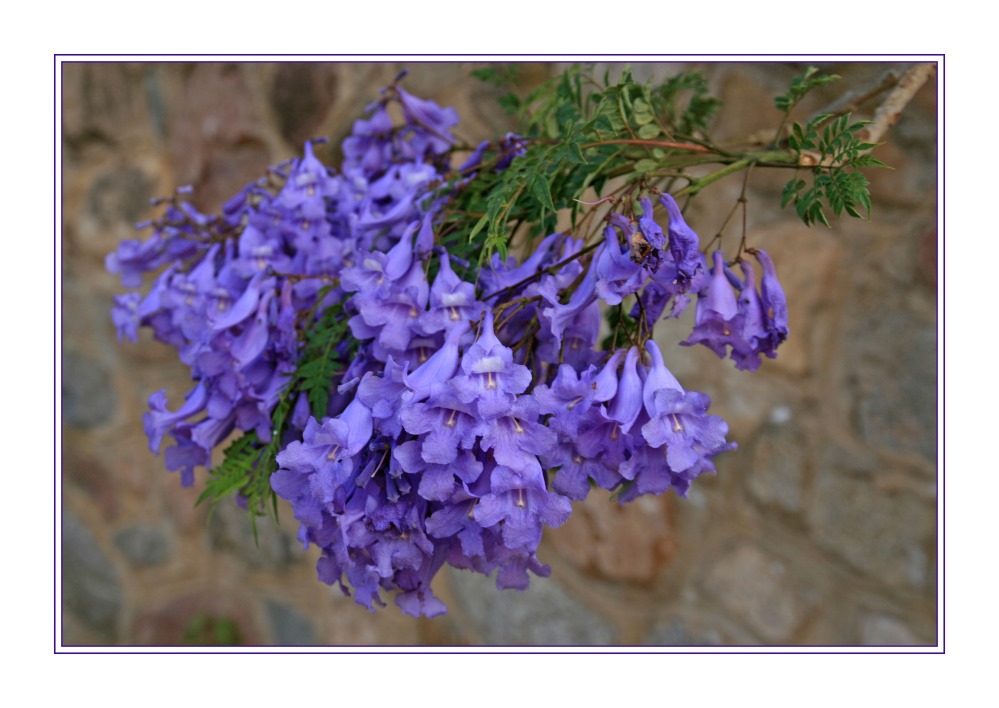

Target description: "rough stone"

left=643, top=609, right=761, bottom=646
left=710, top=64, right=799, bottom=142
left=77, top=165, right=156, bottom=260
left=702, top=544, right=809, bottom=643
left=807, top=454, right=935, bottom=592
left=168, top=63, right=272, bottom=212
left=748, top=416, right=809, bottom=514
left=87, top=166, right=155, bottom=229
left=270, top=63, right=337, bottom=147
left=61, top=609, right=108, bottom=647
left=160, top=471, right=208, bottom=531
left=144, top=65, right=168, bottom=141
left=447, top=568, right=615, bottom=645
left=62, top=510, right=122, bottom=640
left=752, top=222, right=844, bottom=378
left=208, top=497, right=298, bottom=568
left=130, top=592, right=259, bottom=645
left=61, top=441, right=118, bottom=517
left=322, top=591, right=426, bottom=645
left=645, top=618, right=722, bottom=646
left=61, top=63, right=150, bottom=148
left=62, top=347, right=115, bottom=428
left=265, top=600, right=317, bottom=646
left=858, top=613, right=922, bottom=645
left=114, top=523, right=171, bottom=566
left=548, top=491, right=677, bottom=583
left=919, top=225, right=937, bottom=289
left=850, top=314, right=937, bottom=462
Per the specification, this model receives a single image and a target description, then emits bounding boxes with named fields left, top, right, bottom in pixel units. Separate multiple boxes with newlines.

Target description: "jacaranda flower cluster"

left=109, top=75, right=789, bottom=617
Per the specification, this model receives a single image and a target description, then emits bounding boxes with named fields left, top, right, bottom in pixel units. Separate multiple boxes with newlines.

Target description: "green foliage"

left=781, top=112, right=888, bottom=226
left=183, top=614, right=243, bottom=645
left=455, top=65, right=727, bottom=264
left=197, top=432, right=263, bottom=511
left=197, top=293, right=351, bottom=521
left=297, top=298, right=352, bottom=418
left=470, top=65, right=522, bottom=115
left=653, top=72, right=722, bottom=136
left=196, top=415, right=285, bottom=530
left=601, top=304, right=641, bottom=351
left=774, top=66, right=840, bottom=114
left=787, top=113, right=882, bottom=164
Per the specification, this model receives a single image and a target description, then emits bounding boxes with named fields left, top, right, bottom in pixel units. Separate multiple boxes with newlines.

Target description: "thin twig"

left=481, top=240, right=602, bottom=301
left=858, top=63, right=936, bottom=145
left=813, top=66, right=904, bottom=118
left=797, top=63, right=935, bottom=168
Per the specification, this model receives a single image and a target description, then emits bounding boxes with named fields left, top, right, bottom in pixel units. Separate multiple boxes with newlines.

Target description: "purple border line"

left=53, top=53, right=945, bottom=656
left=937, top=55, right=947, bottom=654
left=54, top=52, right=60, bottom=656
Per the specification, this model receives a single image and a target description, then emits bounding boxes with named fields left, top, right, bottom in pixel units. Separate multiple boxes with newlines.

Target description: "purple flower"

left=681, top=250, right=753, bottom=362
left=543, top=441, right=619, bottom=501
left=111, top=293, right=142, bottom=342
left=143, top=382, right=208, bottom=454
left=638, top=196, right=666, bottom=250
left=458, top=140, right=491, bottom=174
left=539, top=258, right=598, bottom=353
left=106, top=238, right=168, bottom=289
left=575, top=349, right=641, bottom=472
left=396, top=87, right=459, bottom=155
left=533, top=363, right=600, bottom=437
left=495, top=133, right=528, bottom=170
left=273, top=399, right=374, bottom=503
left=422, top=251, right=485, bottom=335
left=595, top=223, right=648, bottom=305
left=403, top=321, right=467, bottom=401
left=110, top=73, right=771, bottom=618
left=105, top=204, right=205, bottom=288
left=231, top=224, right=294, bottom=279
left=730, top=260, right=768, bottom=371
left=162, top=427, right=209, bottom=488
left=489, top=542, right=553, bottom=591
left=659, top=193, right=703, bottom=285
left=341, top=103, right=395, bottom=177
left=451, top=311, right=532, bottom=419
left=475, top=395, right=557, bottom=478
left=473, top=465, right=571, bottom=552
left=426, top=493, right=487, bottom=559
left=394, top=546, right=449, bottom=618
left=356, top=356, right=409, bottom=437
left=641, top=337, right=684, bottom=413
left=637, top=340, right=735, bottom=487
left=753, top=248, right=789, bottom=349
left=607, top=347, right=644, bottom=434
left=399, top=386, right=479, bottom=465
left=349, top=269, right=429, bottom=354
left=480, top=232, right=561, bottom=298
left=276, top=141, right=337, bottom=209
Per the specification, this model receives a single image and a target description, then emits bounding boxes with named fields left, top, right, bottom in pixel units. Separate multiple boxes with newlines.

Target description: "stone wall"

left=60, top=60, right=938, bottom=646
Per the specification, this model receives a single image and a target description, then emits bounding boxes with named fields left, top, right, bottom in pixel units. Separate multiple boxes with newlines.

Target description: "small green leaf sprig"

left=775, top=69, right=891, bottom=227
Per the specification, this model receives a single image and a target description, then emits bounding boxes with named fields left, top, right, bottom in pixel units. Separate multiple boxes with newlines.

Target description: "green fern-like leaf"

left=197, top=432, right=262, bottom=509
left=775, top=67, right=840, bottom=114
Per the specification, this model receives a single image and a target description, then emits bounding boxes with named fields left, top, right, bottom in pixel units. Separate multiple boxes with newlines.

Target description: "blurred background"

left=60, top=60, right=938, bottom=646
